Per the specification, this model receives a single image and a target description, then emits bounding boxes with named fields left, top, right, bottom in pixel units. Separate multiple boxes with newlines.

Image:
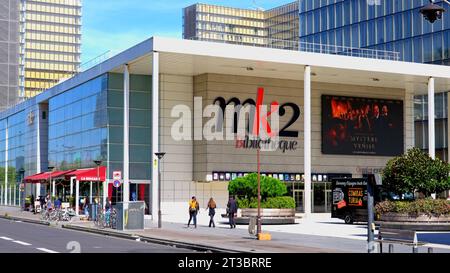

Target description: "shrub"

left=375, top=199, right=450, bottom=217
left=228, top=173, right=287, bottom=200
left=382, top=148, right=450, bottom=198
left=236, top=196, right=295, bottom=209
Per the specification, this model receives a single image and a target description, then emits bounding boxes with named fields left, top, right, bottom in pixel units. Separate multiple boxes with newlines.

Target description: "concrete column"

left=89, top=182, right=93, bottom=204
left=75, top=180, right=79, bottom=216
left=70, top=177, right=75, bottom=196
left=14, top=185, right=16, bottom=206
left=103, top=180, right=108, bottom=207
left=4, top=120, right=8, bottom=206
left=36, top=107, right=41, bottom=198
left=52, top=180, right=56, bottom=197
left=428, top=77, right=435, bottom=159
left=304, top=66, right=312, bottom=217
left=123, top=64, right=130, bottom=203
left=151, top=51, right=160, bottom=219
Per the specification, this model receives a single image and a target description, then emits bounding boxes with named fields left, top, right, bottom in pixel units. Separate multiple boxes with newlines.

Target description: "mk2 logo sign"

left=170, top=88, right=302, bottom=153
left=212, top=87, right=302, bottom=138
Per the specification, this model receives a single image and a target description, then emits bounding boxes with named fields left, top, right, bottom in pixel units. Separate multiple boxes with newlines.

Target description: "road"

left=0, top=218, right=192, bottom=253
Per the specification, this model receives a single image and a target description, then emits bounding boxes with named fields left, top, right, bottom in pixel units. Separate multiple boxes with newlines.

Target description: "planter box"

left=240, top=208, right=296, bottom=218
left=379, top=213, right=450, bottom=223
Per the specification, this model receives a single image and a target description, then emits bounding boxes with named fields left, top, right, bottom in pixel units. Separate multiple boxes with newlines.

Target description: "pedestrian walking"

left=227, top=196, right=238, bottom=229
left=206, top=197, right=217, bottom=228
left=187, top=196, right=199, bottom=228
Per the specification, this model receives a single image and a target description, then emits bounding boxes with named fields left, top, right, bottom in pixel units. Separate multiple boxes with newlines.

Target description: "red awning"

left=65, top=166, right=106, bottom=182
left=24, top=170, right=74, bottom=184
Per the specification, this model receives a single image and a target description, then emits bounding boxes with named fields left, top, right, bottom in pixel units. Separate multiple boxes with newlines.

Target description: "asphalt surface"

left=0, top=218, right=192, bottom=253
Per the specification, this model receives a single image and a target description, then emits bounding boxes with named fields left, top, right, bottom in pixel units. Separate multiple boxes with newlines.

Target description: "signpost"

left=113, top=171, right=122, bottom=203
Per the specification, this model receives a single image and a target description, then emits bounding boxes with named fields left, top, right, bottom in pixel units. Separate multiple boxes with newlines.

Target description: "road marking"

left=13, top=240, right=32, bottom=246
left=0, top=236, right=13, bottom=241
left=36, top=248, right=59, bottom=253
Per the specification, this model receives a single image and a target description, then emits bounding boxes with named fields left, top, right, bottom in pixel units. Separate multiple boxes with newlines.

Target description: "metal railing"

left=79, top=50, right=112, bottom=72
left=189, top=34, right=400, bottom=61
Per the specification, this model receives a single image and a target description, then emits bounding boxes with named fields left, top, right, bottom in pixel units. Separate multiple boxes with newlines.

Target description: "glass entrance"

left=293, top=190, right=304, bottom=213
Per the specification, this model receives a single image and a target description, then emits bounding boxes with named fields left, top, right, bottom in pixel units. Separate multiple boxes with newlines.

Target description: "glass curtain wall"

left=48, top=75, right=107, bottom=170
left=107, top=73, right=151, bottom=211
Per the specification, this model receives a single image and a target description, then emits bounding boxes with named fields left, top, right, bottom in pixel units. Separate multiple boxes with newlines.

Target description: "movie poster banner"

left=322, top=95, right=404, bottom=156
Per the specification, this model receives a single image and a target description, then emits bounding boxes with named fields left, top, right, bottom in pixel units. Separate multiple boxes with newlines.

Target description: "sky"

left=81, top=0, right=293, bottom=63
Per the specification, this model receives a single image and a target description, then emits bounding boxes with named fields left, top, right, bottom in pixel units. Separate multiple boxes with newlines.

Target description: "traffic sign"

left=113, top=171, right=122, bottom=181
left=113, top=180, right=122, bottom=188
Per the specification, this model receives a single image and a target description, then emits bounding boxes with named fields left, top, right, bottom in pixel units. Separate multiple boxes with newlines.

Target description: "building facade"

left=0, top=0, right=20, bottom=112
left=1, top=37, right=449, bottom=216
left=298, top=0, right=450, bottom=161
left=20, top=0, right=82, bottom=99
left=183, top=2, right=299, bottom=48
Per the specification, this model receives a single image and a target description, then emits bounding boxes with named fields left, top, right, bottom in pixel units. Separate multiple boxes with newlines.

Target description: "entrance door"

left=325, top=189, right=332, bottom=213
left=293, top=190, right=304, bottom=213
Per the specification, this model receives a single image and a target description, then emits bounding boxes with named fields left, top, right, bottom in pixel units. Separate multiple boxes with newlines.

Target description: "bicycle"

left=94, top=205, right=106, bottom=229
left=108, top=208, right=117, bottom=229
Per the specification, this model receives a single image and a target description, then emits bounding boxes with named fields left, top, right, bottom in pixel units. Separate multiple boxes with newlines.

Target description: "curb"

left=62, top=224, right=246, bottom=253
left=0, top=214, right=50, bottom=226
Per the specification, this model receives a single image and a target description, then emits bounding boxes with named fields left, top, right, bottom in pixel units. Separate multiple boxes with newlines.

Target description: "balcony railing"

left=189, top=34, right=400, bottom=61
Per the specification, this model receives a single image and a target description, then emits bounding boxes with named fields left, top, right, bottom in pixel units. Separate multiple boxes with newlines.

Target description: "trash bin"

left=115, top=201, right=145, bottom=230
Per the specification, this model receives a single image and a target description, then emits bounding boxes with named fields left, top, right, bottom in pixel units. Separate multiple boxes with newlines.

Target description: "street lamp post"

left=155, top=152, right=166, bottom=229
left=18, top=168, right=25, bottom=210
left=48, top=166, right=54, bottom=200
left=94, top=160, right=102, bottom=201
left=94, top=160, right=102, bottom=222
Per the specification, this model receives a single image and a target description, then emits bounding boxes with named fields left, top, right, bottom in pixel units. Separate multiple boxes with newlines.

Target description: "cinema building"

left=0, top=37, right=449, bottom=219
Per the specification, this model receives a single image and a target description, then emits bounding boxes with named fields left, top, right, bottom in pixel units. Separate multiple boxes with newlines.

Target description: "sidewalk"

left=0, top=207, right=366, bottom=253
left=2, top=206, right=449, bottom=253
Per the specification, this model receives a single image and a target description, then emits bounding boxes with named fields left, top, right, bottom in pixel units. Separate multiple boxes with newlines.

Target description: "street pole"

left=257, top=141, right=262, bottom=236
left=155, top=153, right=165, bottom=229
left=367, top=176, right=375, bottom=253
left=158, top=159, right=161, bottom=229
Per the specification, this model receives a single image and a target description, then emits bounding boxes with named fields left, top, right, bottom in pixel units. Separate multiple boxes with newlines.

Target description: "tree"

left=382, top=148, right=450, bottom=198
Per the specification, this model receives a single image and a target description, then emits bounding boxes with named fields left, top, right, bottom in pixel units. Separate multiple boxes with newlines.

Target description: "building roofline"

left=2, top=36, right=450, bottom=119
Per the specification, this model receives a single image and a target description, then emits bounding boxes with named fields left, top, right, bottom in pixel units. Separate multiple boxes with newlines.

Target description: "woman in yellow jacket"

left=187, top=196, right=200, bottom=228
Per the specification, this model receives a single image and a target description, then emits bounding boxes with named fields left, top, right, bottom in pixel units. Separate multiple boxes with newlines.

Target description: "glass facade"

left=48, top=75, right=107, bottom=170
left=183, top=2, right=299, bottom=48
left=299, top=0, right=450, bottom=64
left=299, top=0, right=450, bottom=160
left=0, top=72, right=153, bottom=209
left=0, top=111, right=26, bottom=206
left=21, top=0, right=82, bottom=99
left=414, top=92, right=448, bottom=161
left=107, top=73, right=152, bottom=181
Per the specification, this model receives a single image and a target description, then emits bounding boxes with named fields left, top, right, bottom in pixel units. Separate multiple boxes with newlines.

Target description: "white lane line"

left=0, top=236, right=13, bottom=241
left=36, top=248, right=59, bottom=253
left=12, top=240, right=32, bottom=246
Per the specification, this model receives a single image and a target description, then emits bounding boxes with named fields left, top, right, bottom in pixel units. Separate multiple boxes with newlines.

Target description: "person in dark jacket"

left=227, top=196, right=238, bottom=229
left=206, top=197, right=217, bottom=228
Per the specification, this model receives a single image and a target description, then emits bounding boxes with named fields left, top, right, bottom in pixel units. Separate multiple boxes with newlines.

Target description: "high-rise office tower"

left=0, top=0, right=19, bottom=111
left=299, top=0, right=449, bottom=65
left=20, top=0, right=82, bottom=99
left=183, top=2, right=299, bottom=48
left=298, top=0, right=450, bottom=162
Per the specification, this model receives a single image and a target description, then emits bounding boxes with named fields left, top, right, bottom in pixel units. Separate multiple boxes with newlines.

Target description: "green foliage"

left=68, top=196, right=75, bottom=207
left=375, top=199, right=450, bottom=217
left=236, top=196, right=296, bottom=209
left=228, top=173, right=287, bottom=200
left=382, top=148, right=450, bottom=198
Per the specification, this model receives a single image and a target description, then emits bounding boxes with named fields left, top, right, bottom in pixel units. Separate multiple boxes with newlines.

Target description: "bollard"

left=389, top=244, right=394, bottom=253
